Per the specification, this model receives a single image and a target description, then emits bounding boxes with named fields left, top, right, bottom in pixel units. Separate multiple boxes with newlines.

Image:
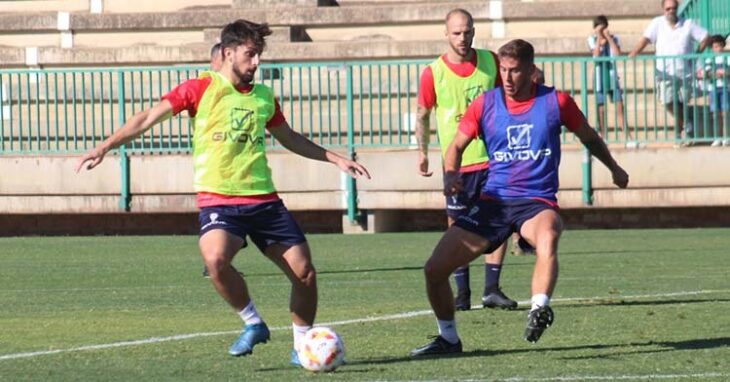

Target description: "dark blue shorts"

left=198, top=200, right=306, bottom=253
left=454, top=198, right=556, bottom=253
left=445, top=169, right=489, bottom=219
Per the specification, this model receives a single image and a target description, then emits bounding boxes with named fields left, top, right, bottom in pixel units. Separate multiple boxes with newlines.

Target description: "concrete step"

left=3, top=36, right=659, bottom=66
left=0, top=0, right=231, bottom=13
left=0, top=0, right=656, bottom=33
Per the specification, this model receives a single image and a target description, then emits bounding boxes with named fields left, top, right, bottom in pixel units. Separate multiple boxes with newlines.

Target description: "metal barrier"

left=3, top=54, right=730, bottom=155
left=2, top=53, right=730, bottom=213
left=679, top=0, right=730, bottom=36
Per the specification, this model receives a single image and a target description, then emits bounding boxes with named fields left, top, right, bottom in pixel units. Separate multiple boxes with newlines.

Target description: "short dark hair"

left=593, top=15, right=609, bottom=28
left=709, top=34, right=727, bottom=47
left=210, top=42, right=222, bottom=58
left=498, top=39, right=535, bottom=65
left=445, top=8, right=473, bottom=27
left=220, top=19, right=272, bottom=53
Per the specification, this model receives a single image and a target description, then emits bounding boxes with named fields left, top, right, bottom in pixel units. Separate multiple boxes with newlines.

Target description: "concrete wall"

left=2, top=146, right=729, bottom=216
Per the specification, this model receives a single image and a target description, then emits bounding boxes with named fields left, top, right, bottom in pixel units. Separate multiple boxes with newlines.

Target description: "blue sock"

left=484, top=263, right=502, bottom=293
left=453, top=265, right=470, bottom=295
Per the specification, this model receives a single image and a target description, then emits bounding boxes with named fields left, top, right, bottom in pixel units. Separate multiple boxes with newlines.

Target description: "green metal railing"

left=679, top=0, right=730, bottom=36
left=2, top=53, right=730, bottom=212
left=4, top=54, right=730, bottom=154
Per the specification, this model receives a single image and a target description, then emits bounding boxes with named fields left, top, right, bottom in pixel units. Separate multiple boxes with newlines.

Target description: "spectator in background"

left=698, top=34, right=730, bottom=146
left=589, top=15, right=633, bottom=145
left=629, top=0, right=709, bottom=147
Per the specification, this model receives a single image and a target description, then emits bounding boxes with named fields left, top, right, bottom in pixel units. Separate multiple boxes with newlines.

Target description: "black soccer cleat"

left=524, top=305, right=554, bottom=343
left=454, top=291, right=472, bottom=311
left=410, top=335, right=463, bottom=357
left=482, top=288, right=518, bottom=310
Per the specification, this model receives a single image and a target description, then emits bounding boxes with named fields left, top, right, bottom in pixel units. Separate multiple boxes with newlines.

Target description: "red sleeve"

left=161, top=77, right=211, bottom=117
left=458, top=95, right=485, bottom=139
left=491, top=51, right=502, bottom=87
left=557, top=91, right=586, bottom=132
left=417, top=66, right=436, bottom=109
left=266, top=99, right=286, bottom=129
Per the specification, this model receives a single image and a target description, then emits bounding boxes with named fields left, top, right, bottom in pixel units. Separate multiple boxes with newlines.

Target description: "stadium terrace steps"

left=203, top=26, right=308, bottom=43
left=0, top=1, right=654, bottom=31
left=0, top=0, right=657, bottom=65
left=0, top=35, right=651, bottom=66
left=0, top=0, right=230, bottom=13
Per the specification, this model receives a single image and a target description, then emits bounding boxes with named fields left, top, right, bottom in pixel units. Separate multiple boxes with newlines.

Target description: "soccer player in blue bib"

left=411, top=39, right=629, bottom=356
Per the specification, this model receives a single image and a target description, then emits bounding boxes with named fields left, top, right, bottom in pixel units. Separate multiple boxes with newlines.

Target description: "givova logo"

left=464, top=85, right=485, bottom=105
left=231, top=108, right=254, bottom=131
left=493, top=123, right=552, bottom=162
left=212, top=107, right=264, bottom=145
left=507, top=123, right=532, bottom=150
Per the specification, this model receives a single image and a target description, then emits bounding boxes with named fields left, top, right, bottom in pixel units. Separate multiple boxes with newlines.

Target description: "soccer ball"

left=297, top=327, right=345, bottom=372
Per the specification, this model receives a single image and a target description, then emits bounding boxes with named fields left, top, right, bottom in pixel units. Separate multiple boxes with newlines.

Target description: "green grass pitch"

left=1, top=228, right=729, bottom=381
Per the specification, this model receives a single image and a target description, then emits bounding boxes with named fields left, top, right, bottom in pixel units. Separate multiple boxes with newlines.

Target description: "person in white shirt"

left=629, top=0, right=709, bottom=146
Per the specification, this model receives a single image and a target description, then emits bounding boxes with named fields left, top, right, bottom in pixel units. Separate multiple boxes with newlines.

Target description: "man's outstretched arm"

left=573, top=121, right=629, bottom=188
left=75, top=100, right=174, bottom=172
left=269, top=121, right=371, bottom=179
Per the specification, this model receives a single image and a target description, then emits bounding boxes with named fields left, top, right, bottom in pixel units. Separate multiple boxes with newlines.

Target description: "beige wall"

left=2, top=146, right=729, bottom=214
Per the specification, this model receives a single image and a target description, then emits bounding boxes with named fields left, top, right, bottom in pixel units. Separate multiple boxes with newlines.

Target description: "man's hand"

left=443, top=171, right=463, bottom=196
left=594, top=24, right=606, bottom=37
left=418, top=152, right=433, bottom=177
left=334, top=156, right=371, bottom=179
left=75, top=146, right=109, bottom=173
left=611, top=165, right=629, bottom=189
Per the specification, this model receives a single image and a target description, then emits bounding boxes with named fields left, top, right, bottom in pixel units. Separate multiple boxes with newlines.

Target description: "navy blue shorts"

left=445, top=169, right=489, bottom=219
left=454, top=198, right=556, bottom=253
left=198, top=200, right=306, bottom=253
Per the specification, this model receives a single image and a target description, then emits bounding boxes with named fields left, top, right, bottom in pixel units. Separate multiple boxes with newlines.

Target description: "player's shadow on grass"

left=340, top=337, right=730, bottom=368
left=558, top=297, right=730, bottom=309
left=557, top=337, right=730, bottom=360
left=255, top=337, right=730, bottom=372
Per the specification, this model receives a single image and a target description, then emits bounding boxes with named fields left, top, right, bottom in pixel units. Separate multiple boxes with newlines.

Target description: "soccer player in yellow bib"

left=416, top=8, right=516, bottom=311
left=76, top=19, right=370, bottom=363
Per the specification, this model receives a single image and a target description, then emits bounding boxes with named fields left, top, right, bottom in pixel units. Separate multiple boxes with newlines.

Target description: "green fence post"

left=580, top=60, right=594, bottom=206
left=117, top=70, right=131, bottom=211
left=345, top=64, right=359, bottom=224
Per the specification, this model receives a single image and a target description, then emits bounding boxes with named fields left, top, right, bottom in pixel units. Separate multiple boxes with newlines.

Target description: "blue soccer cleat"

left=229, top=322, right=270, bottom=356
left=290, top=349, right=301, bottom=367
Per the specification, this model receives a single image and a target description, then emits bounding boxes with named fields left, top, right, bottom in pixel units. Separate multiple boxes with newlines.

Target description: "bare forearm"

left=100, top=111, right=156, bottom=152
left=444, top=142, right=463, bottom=173
left=583, top=137, right=619, bottom=171
left=278, top=128, right=336, bottom=163
left=415, top=106, right=431, bottom=155
left=629, top=38, right=649, bottom=57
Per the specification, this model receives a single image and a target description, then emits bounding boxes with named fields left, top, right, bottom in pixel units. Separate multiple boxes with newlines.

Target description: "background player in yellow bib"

left=416, top=8, right=516, bottom=311
left=76, top=19, right=370, bottom=364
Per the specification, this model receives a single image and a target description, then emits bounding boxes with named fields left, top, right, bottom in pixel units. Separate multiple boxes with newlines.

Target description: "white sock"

left=238, top=300, right=263, bottom=326
left=292, top=323, right=311, bottom=352
left=531, top=294, right=550, bottom=312
left=437, top=319, right=459, bottom=344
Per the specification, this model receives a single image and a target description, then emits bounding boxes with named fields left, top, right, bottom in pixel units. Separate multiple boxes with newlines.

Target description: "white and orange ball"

left=297, top=327, right=345, bottom=372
